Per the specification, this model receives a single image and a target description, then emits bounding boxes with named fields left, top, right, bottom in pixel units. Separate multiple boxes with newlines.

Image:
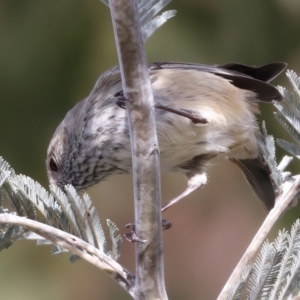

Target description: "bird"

left=46, top=61, right=287, bottom=212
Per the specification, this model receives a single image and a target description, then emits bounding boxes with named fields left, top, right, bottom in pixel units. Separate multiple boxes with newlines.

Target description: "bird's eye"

left=49, top=158, right=58, bottom=172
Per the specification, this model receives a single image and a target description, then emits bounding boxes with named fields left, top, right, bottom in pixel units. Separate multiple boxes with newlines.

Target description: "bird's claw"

left=124, top=219, right=172, bottom=242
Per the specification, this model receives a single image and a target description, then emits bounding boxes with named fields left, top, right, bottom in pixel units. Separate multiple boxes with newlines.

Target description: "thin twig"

left=0, top=214, right=135, bottom=295
left=217, top=175, right=300, bottom=300
left=109, top=0, right=167, bottom=299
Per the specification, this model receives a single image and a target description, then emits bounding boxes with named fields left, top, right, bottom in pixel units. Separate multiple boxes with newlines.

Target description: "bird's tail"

left=230, top=157, right=275, bottom=211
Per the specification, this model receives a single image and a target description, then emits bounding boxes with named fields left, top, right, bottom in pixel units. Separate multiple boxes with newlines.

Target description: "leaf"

left=107, top=219, right=122, bottom=261
left=226, top=265, right=252, bottom=300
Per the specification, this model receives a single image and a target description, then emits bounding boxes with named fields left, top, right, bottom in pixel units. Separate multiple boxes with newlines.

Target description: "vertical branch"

left=109, top=1, right=167, bottom=299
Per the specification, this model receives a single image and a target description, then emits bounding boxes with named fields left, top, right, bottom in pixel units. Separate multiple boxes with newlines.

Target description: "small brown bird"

left=46, top=62, right=286, bottom=212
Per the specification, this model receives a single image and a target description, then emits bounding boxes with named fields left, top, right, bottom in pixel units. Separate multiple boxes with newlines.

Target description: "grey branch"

left=0, top=213, right=135, bottom=294
left=101, top=0, right=176, bottom=42
left=218, top=175, right=300, bottom=300
left=109, top=0, right=167, bottom=299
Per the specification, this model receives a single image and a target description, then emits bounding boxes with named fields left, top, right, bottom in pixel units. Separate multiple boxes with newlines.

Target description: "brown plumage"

left=46, top=62, right=286, bottom=212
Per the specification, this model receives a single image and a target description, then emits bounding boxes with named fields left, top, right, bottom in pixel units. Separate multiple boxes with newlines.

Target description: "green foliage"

left=107, top=219, right=122, bottom=261
left=227, top=220, right=300, bottom=300
left=0, top=156, right=121, bottom=262
left=276, top=71, right=300, bottom=160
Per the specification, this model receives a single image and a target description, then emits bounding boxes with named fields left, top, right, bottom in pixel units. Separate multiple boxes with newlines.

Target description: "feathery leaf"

left=107, top=219, right=122, bottom=261
left=226, top=265, right=252, bottom=300
left=100, top=0, right=176, bottom=41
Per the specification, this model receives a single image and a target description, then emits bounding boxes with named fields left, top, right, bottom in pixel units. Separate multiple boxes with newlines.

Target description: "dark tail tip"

left=230, top=158, right=275, bottom=211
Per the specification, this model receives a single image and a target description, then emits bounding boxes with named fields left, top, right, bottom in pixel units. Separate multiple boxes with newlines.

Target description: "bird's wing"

left=149, top=62, right=287, bottom=102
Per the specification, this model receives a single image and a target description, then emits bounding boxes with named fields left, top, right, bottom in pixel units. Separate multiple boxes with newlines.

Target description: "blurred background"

left=1, top=0, right=300, bottom=299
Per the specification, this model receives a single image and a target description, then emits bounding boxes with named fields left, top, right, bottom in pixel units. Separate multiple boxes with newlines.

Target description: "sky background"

left=1, top=0, right=300, bottom=299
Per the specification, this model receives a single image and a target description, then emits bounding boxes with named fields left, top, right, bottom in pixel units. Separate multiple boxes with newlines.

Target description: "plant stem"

left=217, top=175, right=300, bottom=300
left=109, top=0, right=167, bottom=299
